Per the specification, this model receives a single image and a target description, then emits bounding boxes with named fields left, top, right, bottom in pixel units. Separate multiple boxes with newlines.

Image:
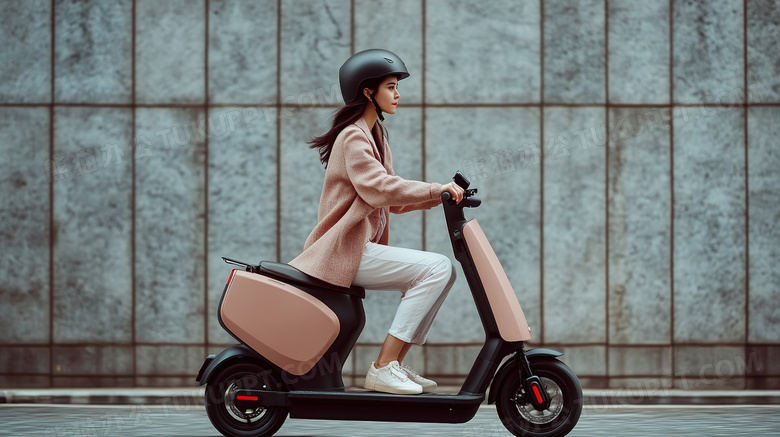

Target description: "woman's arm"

left=390, top=180, right=465, bottom=214
left=389, top=199, right=440, bottom=214
left=343, top=128, right=442, bottom=208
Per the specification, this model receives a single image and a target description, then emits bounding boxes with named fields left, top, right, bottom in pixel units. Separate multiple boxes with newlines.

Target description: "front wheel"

left=496, top=359, right=583, bottom=437
left=205, top=361, right=288, bottom=437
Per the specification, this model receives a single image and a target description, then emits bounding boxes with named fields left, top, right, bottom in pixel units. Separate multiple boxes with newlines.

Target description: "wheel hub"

left=224, top=381, right=267, bottom=423
left=513, top=376, right=564, bottom=425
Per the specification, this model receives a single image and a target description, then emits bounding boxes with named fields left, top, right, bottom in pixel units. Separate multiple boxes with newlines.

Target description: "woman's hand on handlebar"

left=442, top=182, right=465, bottom=204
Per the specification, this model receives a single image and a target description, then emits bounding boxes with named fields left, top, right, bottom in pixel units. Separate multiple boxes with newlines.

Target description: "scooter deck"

left=239, top=388, right=485, bottom=423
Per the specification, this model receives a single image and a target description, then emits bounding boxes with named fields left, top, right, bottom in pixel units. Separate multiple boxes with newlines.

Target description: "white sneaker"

left=400, top=363, right=437, bottom=392
left=364, top=361, right=423, bottom=395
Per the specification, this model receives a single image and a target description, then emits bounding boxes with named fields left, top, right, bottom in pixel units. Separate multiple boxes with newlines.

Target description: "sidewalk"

left=1, top=387, right=779, bottom=406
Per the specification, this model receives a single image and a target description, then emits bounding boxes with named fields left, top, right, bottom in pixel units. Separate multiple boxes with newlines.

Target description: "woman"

left=289, top=49, right=465, bottom=395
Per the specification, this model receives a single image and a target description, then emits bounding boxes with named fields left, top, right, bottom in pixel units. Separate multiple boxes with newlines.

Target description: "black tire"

left=496, top=359, right=583, bottom=437
left=205, top=361, right=288, bottom=437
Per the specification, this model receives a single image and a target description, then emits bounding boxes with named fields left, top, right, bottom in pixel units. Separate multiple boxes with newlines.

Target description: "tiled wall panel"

left=0, top=108, right=51, bottom=344
left=747, top=0, right=780, bottom=103
left=673, top=110, right=746, bottom=343
left=52, top=107, right=133, bottom=344
left=543, top=107, right=607, bottom=344
left=544, top=0, right=606, bottom=103
left=608, top=0, right=670, bottom=104
left=426, top=0, right=541, bottom=104
left=672, top=0, right=744, bottom=103
left=747, top=107, right=780, bottom=342
left=135, top=0, right=206, bottom=104
left=0, top=0, right=51, bottom=103
left=55, top=0, right=133, bottom=103
left=608, top=107, right=672, bottom=344
left=208, top=0, right=278, bottom=104
left=135, top=108, right=206, bottom=344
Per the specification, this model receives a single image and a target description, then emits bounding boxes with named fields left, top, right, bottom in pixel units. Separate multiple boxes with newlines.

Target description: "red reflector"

left=236, top=395, right=258, bottom=401
left=227, top=269, right=237, bottom=284
left=531, top=384, right=544, bottom=404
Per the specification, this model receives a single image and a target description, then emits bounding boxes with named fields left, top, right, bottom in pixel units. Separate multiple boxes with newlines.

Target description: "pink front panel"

left=221, top=271, right=340, bottom=375
left=463, top=220, right=532, bottom=342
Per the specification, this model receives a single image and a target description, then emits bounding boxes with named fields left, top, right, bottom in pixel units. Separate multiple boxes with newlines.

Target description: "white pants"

left=352, top=242, right=456, bottom=345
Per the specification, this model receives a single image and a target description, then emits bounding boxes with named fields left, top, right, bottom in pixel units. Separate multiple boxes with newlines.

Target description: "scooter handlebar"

left=441, top=190, right=481, bottom=207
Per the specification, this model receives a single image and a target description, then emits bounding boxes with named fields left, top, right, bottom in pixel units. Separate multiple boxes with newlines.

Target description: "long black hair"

left=309, top=78, right=387, bottom=167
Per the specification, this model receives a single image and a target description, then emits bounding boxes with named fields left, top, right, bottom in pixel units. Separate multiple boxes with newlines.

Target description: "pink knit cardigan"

left=288, top=117, right=443, bottom=288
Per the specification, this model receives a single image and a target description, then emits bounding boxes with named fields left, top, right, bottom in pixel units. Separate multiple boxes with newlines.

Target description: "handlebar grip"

left=441, top=191, right=452, bottom=201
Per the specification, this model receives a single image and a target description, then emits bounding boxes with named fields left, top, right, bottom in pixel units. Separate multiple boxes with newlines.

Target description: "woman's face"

left=367, top=76, right=400, bottom=114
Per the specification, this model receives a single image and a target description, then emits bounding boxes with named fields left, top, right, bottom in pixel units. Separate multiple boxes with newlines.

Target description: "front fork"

left=515, top=347, right=551, bottom=411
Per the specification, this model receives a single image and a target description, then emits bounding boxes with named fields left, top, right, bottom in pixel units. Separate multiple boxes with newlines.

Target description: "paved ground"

left=3, top=387, right=779, bottom=406
left=2, top=403, right=779, bottom=437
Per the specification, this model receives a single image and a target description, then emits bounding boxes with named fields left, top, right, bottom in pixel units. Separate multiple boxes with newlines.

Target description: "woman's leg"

left=375, top=334, right=407, bottom=368
left=353, top=243, right=456, bottom=393
left=375, top=335, right=412, bottom=368
left=352, top=242, right=456, bottom=347
left=398, top=341, right=413, bottom=364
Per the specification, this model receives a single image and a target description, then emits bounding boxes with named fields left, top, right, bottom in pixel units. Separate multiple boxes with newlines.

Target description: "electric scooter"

left=196, top=171, right=583, bottom=437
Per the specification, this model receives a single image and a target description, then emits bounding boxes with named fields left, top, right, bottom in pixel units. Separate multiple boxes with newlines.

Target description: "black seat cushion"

left=257, top=261, right=366, bottom=299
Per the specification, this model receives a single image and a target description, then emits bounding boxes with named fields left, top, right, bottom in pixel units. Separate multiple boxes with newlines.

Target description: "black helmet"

left=339, top=49, right=410, bottom=104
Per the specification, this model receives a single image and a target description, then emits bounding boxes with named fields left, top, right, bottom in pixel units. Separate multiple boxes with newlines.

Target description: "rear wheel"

left=496, top=359, right=582, bottom=437
left=205, top=361, right=287, bottom=437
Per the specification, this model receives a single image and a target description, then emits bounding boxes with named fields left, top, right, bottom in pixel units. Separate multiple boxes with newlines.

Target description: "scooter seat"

left=257, top=261, right=366, bottom=299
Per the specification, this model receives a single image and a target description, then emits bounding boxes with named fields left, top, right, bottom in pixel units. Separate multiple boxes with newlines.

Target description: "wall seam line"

left=742, top=0, right=750, bottom=386
left=275, top=0, right=282, bottom=263
left=48, top=0, right=56, bottom=388
left=203, top=0, right=211, bottom=358
left=669, top=0, right=677, bottom=387
left=604, top=0, right=611, bottom=385
left=130, top=0, right=138, bottom=386
left=421, top=0, right=428, bottom=253
left=538, top=0, right=545, bottom=347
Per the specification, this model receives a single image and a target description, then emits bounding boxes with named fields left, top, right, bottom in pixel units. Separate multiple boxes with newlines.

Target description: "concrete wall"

left=1, top=0, right=778, bottom=389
